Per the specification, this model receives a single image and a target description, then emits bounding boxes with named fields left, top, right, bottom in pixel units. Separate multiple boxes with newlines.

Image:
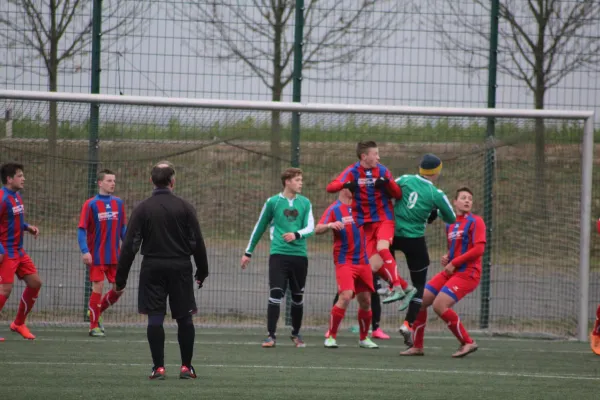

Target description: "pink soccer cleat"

left=371, top=328, right=390, bottom=340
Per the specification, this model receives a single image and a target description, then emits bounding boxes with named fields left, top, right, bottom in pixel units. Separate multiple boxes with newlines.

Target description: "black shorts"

left=269, top=254, right=308, bottom=295
left=392, top=236, right=430, bottom=272
left=138, top=257, right=197, bottom=319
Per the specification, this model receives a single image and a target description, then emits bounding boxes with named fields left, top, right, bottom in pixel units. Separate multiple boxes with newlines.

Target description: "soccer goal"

left=0, top=89, right=595, bottom=341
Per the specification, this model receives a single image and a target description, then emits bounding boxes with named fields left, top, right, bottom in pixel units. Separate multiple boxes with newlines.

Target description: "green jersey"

left=394, top=174, right=456, bottom=238
left=245, top=193, right=315, bottom=257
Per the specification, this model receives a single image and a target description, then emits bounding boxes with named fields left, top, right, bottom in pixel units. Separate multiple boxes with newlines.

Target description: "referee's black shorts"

left=138, top=257, right=197, bottom=319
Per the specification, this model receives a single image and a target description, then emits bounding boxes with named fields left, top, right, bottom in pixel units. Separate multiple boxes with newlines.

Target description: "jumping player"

left=401, top=187, right=485, bottom=358
left=0, top=162, right=42, bottom=341
left=390, top=154, right=456, bottom=347
left=78, top=169, right=127, bottom=337
left=241, top=168, right=315, bottom=348
left=326, top=141, right=415, bottom=309
left=316, top=188, right=379, bottom=349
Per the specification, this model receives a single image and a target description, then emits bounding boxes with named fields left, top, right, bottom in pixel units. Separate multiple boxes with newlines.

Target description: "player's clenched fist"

left=240, top=255, right=251, bottom=269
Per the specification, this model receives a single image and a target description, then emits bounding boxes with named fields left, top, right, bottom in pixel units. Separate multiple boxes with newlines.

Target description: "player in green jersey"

left=240, top=168, right=315, bottom=348
left=388, top=154, right=456, bottom=347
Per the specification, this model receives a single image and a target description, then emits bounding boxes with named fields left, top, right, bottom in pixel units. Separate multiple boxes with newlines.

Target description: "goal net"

left=0, top=90, right=594, bottom=340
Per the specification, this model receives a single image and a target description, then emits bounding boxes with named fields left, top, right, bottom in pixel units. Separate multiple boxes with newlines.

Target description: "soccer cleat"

left=87, top=310, right=105, bottom=333
left=0, top=337, right=4, bottom=342
left=262, top=336, right=276, bottom=348
left=88, top=327, right=105, bottom=337
left=452, top=342, right=478, bottom=358
left=397, top=286, right=418, bottom=311
left=591, top=333, right=600, bottom=356
left=371, top=328, right=390, bottom=340
left=10, top=322, right=35, bottom=340
left=149, top=366, right=166, bottom=380
left=381, top=286, right=407, bottom=304
left=179, top=365, right=197, bottom=379
left=400, top=347, right=424, bottom=356
left=324, top=337, right=338, bottom=348
left=359, top=337, right=379, bottom=349
left=290, top=334, right=306, bottom=348
left=398, top=321, right=414, bottom=347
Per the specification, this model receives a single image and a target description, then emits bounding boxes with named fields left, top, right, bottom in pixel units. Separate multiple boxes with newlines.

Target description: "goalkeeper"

left=387, top=154, right=456, bottom=347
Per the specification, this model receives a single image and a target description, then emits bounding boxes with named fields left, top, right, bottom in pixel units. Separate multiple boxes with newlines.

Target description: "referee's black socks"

left=147, top=314, right=165, bottom=368
left=177, top=315, right=195, bottom=368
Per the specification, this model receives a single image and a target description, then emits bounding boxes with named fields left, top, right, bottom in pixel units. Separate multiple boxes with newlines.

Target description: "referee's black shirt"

left=116, top=188, right=209, bottom=288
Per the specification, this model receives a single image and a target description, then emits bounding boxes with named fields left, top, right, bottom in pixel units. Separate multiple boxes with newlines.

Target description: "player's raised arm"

left=326, top=167, right=356, bottom=193
left=433, top=189, right=456, bottom=224
left=380, top=168, right=402, bottom=199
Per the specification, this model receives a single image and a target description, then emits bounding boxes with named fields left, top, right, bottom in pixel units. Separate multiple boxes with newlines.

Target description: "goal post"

left=0, top=89, right=594, bottom=341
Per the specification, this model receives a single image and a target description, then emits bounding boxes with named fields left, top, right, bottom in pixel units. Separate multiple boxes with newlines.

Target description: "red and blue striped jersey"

left=0, top=187, right=29, bottom=258
left=327, top=162, right=401, bottom=225
left=319, top=200, right=369, bottom=265
left=446, top=213, right=486, bottom=273
left=78, top=195, right=127, bottom=265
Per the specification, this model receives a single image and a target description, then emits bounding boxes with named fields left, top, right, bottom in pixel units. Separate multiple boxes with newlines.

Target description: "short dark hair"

left=356, top=141, right=377, bottom=160
left=97, top=169, right=115, bottom=182
left=1, top=162, right=24, bottom=185
left=151, top=162, right=175, bottom=188
left=455, top=186, right=473, bottom=199
left=281, top=167, right=303, bottom=187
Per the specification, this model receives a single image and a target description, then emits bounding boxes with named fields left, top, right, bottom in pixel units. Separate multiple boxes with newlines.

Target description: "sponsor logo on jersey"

left=448, top=230, right=463, bottom=240
left=98, top=211, right=119, bottom=221
left=12, top=205, right=24, bottom=215
left=341, top=216, right=354, bottom=225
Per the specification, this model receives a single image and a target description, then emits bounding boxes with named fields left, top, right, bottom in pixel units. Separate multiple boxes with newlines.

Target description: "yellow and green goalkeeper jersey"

left=394, top=174, right=456, bottom=238
left=245, top=193, right=315, bottom=257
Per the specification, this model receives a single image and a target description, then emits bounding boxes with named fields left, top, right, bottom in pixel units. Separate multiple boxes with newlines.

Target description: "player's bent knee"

left=268, top=287, right=285, bottom=306
left=176, top=315, right=193, bottom=327
left=25, top=274, right=42, bottom=289
left=291, top=293, right=304, bottom=307
left=421, top=289, right=436, bottom=308
left=0, top=283, right=13, bottom=297
left=148, top=314, right=165, bottom=327
left=356, top=292, right=371, bottom=309
left=432, top=293, right=455, bottom=316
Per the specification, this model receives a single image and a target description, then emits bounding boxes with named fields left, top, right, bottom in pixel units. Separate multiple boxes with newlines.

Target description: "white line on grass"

left=0, top=361, right=597, bottom=381
left=22, top=337, right=592, bottom=354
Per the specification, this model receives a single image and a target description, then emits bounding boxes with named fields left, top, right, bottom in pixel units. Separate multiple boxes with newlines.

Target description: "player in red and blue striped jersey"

left=316, top=188, right=378, bottom=349
left=78, top=169, right=127, bottom=337
left=326, top=141, right=413, bottom=304
left=592, top=219, right=600, bottom=355
left=401, top=187, right=485, bottom=358
left=0, top=163, right=42, bottom=341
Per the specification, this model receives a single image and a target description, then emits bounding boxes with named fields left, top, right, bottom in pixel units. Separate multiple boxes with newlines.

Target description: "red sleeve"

left=597, top=218, right=600, bottom=235
left=471, top=216, right=487, bottom=244
left=318, top=204, right=335, bottom=225
left=326, top=167, right=355, bottom=193
left=78, top=200, right=91, bottom=230
left=386, top=178, right=402, bottom=199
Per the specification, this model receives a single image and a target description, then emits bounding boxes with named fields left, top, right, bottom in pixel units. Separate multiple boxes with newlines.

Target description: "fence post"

left=480, top=0, right=499, bottom=329
left=286, top=0, right=305, bottom=327
left=84, top=0, right=102, bottom=321
left=5, top=102, right=12, bottom=138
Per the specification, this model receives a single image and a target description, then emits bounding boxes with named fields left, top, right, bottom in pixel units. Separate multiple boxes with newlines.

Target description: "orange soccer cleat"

left=10, top=322, right=35, bottom=340
left=591, top=333, right=600, bottom=356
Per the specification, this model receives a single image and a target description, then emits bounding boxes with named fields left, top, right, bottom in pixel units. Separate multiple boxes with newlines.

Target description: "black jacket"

left=115, top=188, right=209, bottom=289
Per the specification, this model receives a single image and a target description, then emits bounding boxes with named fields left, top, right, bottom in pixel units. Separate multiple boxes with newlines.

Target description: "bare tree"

left=0, top=0, right=151, bottom=155
left=430, top=0, right=600, bottom=202
left=172, top=0, right=413, bottom=183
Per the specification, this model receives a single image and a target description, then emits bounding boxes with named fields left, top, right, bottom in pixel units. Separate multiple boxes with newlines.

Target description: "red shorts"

left=363, top=220, right=395, bottom=257
left=335, top=263, right=375, bottom=295
left=425, top=270, right=480, bottom=302
left=89, top=264, right=117, bottom=283
left=0, top=253, right=37, bottom=284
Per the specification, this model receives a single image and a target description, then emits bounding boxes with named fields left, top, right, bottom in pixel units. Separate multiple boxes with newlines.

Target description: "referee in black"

left=116, top=161, right=209, bottom=381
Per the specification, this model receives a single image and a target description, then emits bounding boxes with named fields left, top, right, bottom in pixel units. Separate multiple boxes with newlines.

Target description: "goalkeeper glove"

left=342, top=180, right=358, bottom=192
left=374, top=177, right=389, bottom=189
left=427, top=209, right=438, bottom=224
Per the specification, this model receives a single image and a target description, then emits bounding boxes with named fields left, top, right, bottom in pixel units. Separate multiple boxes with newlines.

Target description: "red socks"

left=0, top=294, right=7, bottom=313
left=14, top=287, right=40, bottom=326
left=101, top=290, right=121, bottom=313
left=88, top=292, right=102, bottom=329
left=328, top=305, right=346, bottom=338
left=357, top=308, right=372, bottom=341
left=412, top=308, right=427, bottom=348
left=377, top=248, right=408, bottom=289
left=593, top=304, right=600, bottom=336
left=440, top=309, right=473, bottom=345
